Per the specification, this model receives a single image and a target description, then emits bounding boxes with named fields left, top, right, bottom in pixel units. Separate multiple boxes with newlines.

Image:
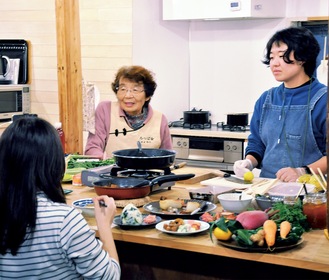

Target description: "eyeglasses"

left=116, top=85, right=145, bottom=96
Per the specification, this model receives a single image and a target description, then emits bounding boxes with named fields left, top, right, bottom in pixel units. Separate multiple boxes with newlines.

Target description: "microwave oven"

left=0, top=84, right=30, bottom=121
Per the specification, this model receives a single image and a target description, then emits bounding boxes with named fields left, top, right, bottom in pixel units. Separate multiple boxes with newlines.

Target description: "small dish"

left=72, top=198, right=94, bottom=217
left=155, top=220, right=210, bottom=235
left=217, top=193, right=253, bottom=213
left=113, top=214, right=162, bottom=229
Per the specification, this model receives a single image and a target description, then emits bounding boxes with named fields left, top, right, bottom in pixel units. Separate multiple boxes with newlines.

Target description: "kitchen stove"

left=81, top=164, right=174, bottom=192
left=183, top=121, right=211, bottom=129
left=108, top=165, right=174, bottom=193
left=169, top=120, right=212, bottom=129
left=220, top=123, right=248, bottom=132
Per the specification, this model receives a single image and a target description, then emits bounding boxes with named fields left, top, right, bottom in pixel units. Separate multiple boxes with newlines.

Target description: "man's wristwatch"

left=303, top=165, right=311, bottom=174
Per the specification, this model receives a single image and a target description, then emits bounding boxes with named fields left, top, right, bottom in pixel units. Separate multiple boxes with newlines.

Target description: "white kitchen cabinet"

left=163, top=0, right=286, bottom=20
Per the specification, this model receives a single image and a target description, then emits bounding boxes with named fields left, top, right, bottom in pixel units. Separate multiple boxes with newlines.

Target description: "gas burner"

left=116, top=169, right=165, bottom=179
left=221, top=124, right=247, bottom=132
left=183, top=121, right=211, bottom=129
left=106, top=166, right=174, bottom=193
left=110, top=165, right=171, bottom=177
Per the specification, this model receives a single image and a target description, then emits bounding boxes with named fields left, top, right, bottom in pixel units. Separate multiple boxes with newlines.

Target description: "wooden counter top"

left=63, top=170, right=329, bottom=275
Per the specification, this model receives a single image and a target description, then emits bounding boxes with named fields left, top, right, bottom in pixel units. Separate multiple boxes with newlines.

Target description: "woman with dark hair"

left=0, top=117, right=120, bottom=279
left=234, top=27, right=327, bottom=182
left=85, top=65, right=172, bottom=159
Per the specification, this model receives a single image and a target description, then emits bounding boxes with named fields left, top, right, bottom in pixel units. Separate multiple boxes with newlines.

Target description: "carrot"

left=263, top=220, right=277, bottom=247
left=280, top=221, right=291, bottom=239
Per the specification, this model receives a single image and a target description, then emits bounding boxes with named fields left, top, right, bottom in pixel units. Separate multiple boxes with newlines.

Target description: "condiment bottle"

left=54, top=122, right=65, bottom=153
left=303, top=193, right=327, bottom=229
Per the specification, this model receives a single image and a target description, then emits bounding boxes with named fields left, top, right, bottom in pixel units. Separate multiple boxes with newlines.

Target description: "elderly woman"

left=85, top=65, right=173, bottom=159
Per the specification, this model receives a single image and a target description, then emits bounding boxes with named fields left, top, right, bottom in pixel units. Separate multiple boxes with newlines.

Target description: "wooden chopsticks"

left=309, top=167, right=327, bottom=192
left=317, top=168, right=327, bottom=189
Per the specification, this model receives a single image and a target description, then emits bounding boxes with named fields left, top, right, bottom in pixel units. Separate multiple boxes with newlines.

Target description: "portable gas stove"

left=81, top=164, right=174, bottom=193
left=108, top=165, right=174, bottom=193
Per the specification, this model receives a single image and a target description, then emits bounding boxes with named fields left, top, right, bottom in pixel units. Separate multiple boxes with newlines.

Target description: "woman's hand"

left=276, top=167, right=305, bottom=182
left=93, top=196, right=117, bottom=226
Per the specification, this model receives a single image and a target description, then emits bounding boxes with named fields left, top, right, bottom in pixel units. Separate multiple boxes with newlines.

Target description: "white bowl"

left=217, top=193, right=253, bottom=213
left=72, top=198, right=95, bottom=217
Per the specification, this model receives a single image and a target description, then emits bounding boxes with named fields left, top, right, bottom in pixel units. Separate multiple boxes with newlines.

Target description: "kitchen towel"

left=82, top=80, right=100, bottom=134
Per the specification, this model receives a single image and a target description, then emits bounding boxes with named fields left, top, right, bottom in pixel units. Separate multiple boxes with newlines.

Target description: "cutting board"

left=200, top=176, right=252, bottom=189
left=171, top=166, right=221, bottom=184
left=201, top=176, right=279, bottom=195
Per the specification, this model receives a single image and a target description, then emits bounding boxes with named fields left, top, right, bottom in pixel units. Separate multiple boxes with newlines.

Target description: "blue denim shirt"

left=246, top=79, right=327, bottom=178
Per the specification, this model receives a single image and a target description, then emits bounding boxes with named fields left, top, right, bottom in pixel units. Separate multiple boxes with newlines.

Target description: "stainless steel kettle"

left=0, top=55, right=11, bottom=79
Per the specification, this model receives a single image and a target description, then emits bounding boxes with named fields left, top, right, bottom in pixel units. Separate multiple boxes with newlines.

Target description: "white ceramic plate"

left=268, top=183, right=315, bottom=197
left=155, top=220, right=210, bottom=235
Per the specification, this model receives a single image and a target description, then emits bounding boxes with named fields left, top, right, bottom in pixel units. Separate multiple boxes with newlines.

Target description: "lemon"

left=298, top=174, right=324, bottom=192
left=308, top=175, right=325, bottom=192
left=297, top=174, right=311, bottom=183
left=213, top=227, right=232, bottom=241
left=243, top=171, right=254, bottom=182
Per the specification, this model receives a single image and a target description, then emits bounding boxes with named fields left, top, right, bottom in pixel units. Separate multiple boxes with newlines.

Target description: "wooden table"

left=63, top=173, right=329, bottom=279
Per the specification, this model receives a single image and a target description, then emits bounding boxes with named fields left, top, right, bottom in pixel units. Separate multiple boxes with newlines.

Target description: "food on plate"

left=243, top=171, right=254, bottom=182
left=120, top=203, right=143, bottom=225
left=279, top=221, right=291, bottom=239
left=159, top=199, right=184, bottom=210
left=163, top=218, right=184, bottom=231
left=143, top=214, right=157, bottom=224
left=263, top=220, right=277, bottom=247
left=185, top=201, right=200, bottom=213
left=178, top=221, right=201, bottom=233
left=163, top=219, right=201, bottom=232
left=236, top=210, right=269, bottom=230
left=213, top=226, right=232, bottom=241
left=250, top=229, right=265, bottom=246
left=200, top=211, right=236, bottom=223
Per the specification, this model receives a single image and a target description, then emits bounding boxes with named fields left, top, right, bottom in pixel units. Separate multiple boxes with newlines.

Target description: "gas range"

left=81, top=164, right=174, bottom=193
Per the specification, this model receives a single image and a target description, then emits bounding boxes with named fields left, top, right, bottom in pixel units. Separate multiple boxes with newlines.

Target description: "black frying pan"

left=112, top=148, right=176, bottom=170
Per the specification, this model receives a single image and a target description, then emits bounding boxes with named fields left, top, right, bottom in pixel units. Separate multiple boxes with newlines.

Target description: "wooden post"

left=55, top=0, right=83, bottom=154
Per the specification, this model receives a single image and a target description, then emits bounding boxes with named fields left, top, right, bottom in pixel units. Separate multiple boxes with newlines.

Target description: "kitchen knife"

left=190, top=201, right=207, bottom=215
left=170, top=161, right=187, bottom=170
left=223, top=173, right=252, bottom=184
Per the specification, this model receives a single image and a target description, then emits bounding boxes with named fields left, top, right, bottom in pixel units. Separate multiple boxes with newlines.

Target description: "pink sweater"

left=84, top=101, right=173, bottom=158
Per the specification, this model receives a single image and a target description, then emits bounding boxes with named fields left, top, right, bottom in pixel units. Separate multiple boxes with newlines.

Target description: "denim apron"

left=259, top=87, right=326, bottom=178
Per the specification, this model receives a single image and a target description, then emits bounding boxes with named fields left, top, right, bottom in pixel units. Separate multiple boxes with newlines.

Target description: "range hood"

left=163, top=0, right=286, bottom=21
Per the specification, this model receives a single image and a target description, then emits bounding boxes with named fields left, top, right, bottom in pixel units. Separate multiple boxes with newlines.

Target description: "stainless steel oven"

left=172, top=136, right=245, bottom=171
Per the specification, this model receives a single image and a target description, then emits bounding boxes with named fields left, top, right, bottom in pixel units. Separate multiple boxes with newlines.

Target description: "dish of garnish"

left=113, top=214, right=161, bottom=229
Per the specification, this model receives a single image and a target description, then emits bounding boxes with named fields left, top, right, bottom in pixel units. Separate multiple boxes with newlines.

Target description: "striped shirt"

left=0, top=193, right=120, bottom=279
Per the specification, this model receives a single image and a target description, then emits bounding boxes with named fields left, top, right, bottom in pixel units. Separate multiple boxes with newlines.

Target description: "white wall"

left=132, top=0, right=328, bottom=124
left=132, top=0, right=190, bottom=122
